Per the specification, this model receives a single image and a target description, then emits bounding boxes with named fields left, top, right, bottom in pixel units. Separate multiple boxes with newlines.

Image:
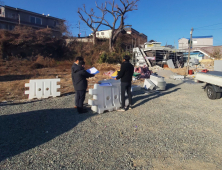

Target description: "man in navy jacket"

left=71, top=56, right=84, bottom=108
left=116, top=55, right=134, bottom=111
left=72, top=60, right=94, bottom=113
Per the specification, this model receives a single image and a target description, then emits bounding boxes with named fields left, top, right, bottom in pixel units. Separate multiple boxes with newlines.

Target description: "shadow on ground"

left=165, top=81, right=184, bottom=90
left=131, top=80, right=184, bottom=106
left=133, top=88, right=181, bottom=108
left=60, top=92, right=75, bottom=97
left=0, top=75, right=33, bottom=82
left=0, top=108, right=95, bottom=161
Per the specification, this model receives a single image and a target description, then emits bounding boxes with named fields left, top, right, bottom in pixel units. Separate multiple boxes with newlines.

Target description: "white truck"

left=195, top=71, right=222, bottom=100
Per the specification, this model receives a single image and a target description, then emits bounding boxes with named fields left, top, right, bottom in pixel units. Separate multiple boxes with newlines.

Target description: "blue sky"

left=5, top=0, right=222, bottom=48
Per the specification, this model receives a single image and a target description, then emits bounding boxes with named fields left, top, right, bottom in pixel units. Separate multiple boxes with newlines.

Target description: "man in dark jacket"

left=72, top=60, right=94, bottom=113
left=115, top=55, right=134, bottom=111
left=71, top=56, right=84, bottom=108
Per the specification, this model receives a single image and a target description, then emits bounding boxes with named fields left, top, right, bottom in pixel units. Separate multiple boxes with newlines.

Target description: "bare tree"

left=78, top=4, right=106, bottom=45
left=212, top=47, right=222, bottom=59
left=96, top=0, right=139, bottom=52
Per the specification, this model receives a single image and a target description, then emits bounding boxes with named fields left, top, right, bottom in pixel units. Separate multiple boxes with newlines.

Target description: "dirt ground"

left=1, top=79, right=222, bottom=169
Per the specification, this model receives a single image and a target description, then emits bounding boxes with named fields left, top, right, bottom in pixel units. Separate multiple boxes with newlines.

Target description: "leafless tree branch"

left=77, top=3, right=107, bottom=44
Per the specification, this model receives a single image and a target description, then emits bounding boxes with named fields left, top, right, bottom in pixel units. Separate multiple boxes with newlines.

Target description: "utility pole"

left=187, top=27, right=194, bottom=75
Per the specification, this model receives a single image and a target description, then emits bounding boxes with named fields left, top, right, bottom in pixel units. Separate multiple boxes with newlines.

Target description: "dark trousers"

left=121, top=82, right=132, bottom=108
left=75, top=91, right=78, bottom=106
left=75, top=90, right=86, bottom=108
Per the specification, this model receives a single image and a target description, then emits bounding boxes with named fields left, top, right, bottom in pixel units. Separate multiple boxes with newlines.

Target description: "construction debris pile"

left=134, top=66, right=152, bottom=79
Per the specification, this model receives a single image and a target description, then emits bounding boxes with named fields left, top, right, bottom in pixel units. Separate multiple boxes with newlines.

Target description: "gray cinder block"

left=214, top=60, right=222, bottom=71
left=167, top=59, right=175, bottom=69
left=143, top=79, right=155, bottom=90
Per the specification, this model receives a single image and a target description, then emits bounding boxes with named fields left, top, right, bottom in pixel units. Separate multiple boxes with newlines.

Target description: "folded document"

left=111, top=70, right=119, bottom=78
left=86, top=67, right=99, bottom=74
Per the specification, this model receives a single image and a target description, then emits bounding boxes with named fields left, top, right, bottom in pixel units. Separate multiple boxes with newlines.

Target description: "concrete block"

left=167, top=59, right=175, bottom=69
left=214, top=60, right=222, bottom=71
left=157, top=69, right=175, bottom=78
left=143, top=79, right=155, bottom=90
left=25, top=79, right=60, bottom=99
left=150, top=75, right=166, bottom=90
left=170, top=75, right=184, bottom=80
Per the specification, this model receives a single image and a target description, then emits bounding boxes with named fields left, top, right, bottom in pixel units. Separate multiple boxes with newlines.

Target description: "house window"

left=30, top=16, right=42, bottom=25
left=30, top=16, right=35, bottom=23
left=96, top=33, right=99, bottom=35
left=101, top=32, right=104, bottom=35
left=36, top=17, right=42, bottom=25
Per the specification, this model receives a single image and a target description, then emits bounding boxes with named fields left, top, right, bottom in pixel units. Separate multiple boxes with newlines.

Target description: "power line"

left=195, top=28, right=222, bottom=30
left=195, top=22, right=222, bottom=29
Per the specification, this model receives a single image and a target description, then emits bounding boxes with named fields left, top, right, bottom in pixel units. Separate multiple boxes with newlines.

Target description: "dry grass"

left=0, top=58, right=71, bottom=102
left=0, top=58, right=122, bottom=102
left=164, top=67, right=187, bottom=76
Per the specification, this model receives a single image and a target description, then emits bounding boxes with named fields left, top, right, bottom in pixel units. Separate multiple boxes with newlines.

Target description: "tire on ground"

left=216, top=92, right=221, bottom=99
left=206, top=85, right=217, bottom=100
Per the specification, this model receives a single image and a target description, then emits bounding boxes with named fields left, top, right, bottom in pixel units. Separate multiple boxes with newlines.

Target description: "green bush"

left=98, top=52, right=108, bottom=63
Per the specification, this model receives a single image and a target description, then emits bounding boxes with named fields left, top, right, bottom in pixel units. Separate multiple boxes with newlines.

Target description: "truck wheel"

left=216, top=92, right=221, bottom=99
left=206, top=85, right=217, bottom=100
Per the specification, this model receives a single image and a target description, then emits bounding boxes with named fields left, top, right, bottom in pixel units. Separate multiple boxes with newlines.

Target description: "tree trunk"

left=92, top=33, right=96, bottom=45
left=109, top=38, right=113, bottom=52
left=109, top=29, right=121, bottom=52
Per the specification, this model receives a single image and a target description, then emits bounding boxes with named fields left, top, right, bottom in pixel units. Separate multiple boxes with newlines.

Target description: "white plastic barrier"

left=25, top=79, right=60, bottom=99
left=88, top=79, right=129, bottom=114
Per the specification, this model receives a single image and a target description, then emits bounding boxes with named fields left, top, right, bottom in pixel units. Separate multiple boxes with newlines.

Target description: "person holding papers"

left=73, top=60, right=94, bottom=113
left=115, top=55, right=134, bottom=111
left=71, top=56, right=84, bottom=109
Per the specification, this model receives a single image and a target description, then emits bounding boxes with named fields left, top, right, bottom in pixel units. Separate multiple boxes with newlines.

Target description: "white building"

left=178, top=36, right=213, bottom=50
left=95, top=27, right=147, bottom=44
left=96, top=30, right=112, bottom=39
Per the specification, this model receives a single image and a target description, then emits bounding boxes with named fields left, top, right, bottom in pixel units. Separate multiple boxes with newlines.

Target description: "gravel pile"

left=1, top=79, right=222, bottom=169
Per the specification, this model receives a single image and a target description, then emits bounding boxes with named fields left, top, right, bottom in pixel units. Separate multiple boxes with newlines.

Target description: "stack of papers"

left=86, top=67, right=99, bottom=75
